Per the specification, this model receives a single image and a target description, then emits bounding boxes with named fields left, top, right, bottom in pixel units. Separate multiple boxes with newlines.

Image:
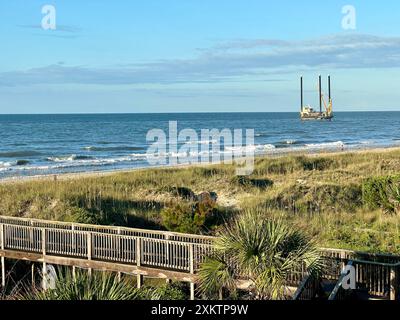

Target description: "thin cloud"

left=18, top=24, right=82, bottom=33
left=1, top=33, right=400, bottom=86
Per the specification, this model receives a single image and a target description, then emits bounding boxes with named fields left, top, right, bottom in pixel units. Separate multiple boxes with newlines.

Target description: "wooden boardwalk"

left=0, top=215, right=216, bottom=299
left=1, top=215, right=399, bottom=300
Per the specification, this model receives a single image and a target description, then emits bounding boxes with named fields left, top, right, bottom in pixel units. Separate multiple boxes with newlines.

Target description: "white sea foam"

left=0, top=161, right=12, bottom=168
left=9, top=155, right=148, bottom=173
left=47, top=155, right=78, bottom=162
left=304, top=141, right=345, bottom=149
left=185, top=139, right=218, bottom=145
left=360, top=140, right=374, bottom=145
left=225, top=144, right=275, bottom=153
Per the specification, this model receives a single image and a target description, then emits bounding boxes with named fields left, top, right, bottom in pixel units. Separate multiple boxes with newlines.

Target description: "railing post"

left=340, top=251, right=346, bottom=272
left=1, top=224, right=5, bottom=288
left=136, top=238, right=143, bottom=288
left=71, top=224, right=76, bottom=253
left=117, top=227, right=121, bottom=280
left=390, top=266, right=398, bottom=301
left=31, top=263, right=35, bottom=288
left=41, top=228, right=47, bottom=290
left=30, top=221, right=34, bottom=247
left=189, top=244, right=194, bottom=274
left=41, top=228, right=46, bottom=256
left=189, top=243, right=195, bottom=301
left=165, top=234, right=170, bottom=262
left=136, top=238, right=141, bottom=266
left=0, top=224, right=4, bottom=250
left=87, top=232, right=92, bottom=277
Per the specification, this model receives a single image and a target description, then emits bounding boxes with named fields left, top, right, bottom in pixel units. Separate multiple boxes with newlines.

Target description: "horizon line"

left=0, top=110, right=399, bottom=116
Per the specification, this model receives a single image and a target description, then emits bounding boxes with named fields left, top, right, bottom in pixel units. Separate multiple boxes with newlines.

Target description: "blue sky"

left=1, top=0, right=400, bottom=113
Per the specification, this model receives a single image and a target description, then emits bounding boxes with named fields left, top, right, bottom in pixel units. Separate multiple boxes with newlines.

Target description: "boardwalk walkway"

left=1, top=215, right=399, bottom=300
left=0, top=215, right=216, bottom=299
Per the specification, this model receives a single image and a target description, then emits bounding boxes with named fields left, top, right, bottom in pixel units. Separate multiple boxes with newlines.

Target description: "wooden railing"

left=0, top=221, right=213, bottom=273
left=328, top=259, right=400, bottom=300
left=0, top=215, right=214, bottom=245
left=352, top=259, right=400, bottom=299
left=320, top=247, right=400, bottom=265
left=1, top=215, right=400, bottom=299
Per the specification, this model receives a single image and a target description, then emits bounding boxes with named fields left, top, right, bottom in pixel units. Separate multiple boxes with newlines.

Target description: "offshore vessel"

left=300, top=75, right=333, bottom=120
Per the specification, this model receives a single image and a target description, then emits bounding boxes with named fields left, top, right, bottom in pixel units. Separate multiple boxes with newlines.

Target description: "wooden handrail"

left=320, top=247, right=400, bottom=264
left=0, top=215, right=215, bottom=244
left=351, top=258, right=400, bottom=268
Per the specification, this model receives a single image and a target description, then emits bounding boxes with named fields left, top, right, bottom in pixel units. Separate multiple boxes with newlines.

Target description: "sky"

left=1, top=0, right=400, bottom=113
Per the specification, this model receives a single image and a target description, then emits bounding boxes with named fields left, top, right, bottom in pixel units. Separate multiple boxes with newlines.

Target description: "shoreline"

left=2, top=145, right=400, bottom=185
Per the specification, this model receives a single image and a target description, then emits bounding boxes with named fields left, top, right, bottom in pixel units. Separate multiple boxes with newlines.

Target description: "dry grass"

left=1, top=148, right=400, bottom=254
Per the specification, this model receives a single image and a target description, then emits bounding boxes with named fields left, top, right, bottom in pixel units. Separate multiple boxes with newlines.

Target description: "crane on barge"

left=300, top=75, right=333, bottom=120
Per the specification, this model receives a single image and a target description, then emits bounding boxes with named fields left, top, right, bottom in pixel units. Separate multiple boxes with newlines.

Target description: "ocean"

left=0, top=112, right=399, bottom=179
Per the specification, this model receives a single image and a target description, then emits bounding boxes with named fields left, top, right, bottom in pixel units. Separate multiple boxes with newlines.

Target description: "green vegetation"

left=362, top=175, right=400, bottom=214
left=1, top=148, right=400, bottom=253
left=22, top=270, right=139, bottom=300
left=161, top=199, right=214, bottom=234
left=18, top=269, right=186, bottom=300
left=197, top=209, right=323, bottom=300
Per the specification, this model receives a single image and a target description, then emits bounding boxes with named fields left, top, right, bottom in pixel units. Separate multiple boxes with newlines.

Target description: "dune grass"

left=1, top=148, right=400, bottom=254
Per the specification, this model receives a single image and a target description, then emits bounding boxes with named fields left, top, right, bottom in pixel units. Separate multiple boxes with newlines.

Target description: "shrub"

left=161, top=196, right=217, bottom=234
left=139, top=283, right=187, bottom=300
left=362, top=175, right=400, bottom=214
left=167, top=186, right=197, bottom=201
left=231, top=176, right=273, bottom=190
left=193, top=167, right=226, bottom=177
left=298, top=156, right=336, bottom=171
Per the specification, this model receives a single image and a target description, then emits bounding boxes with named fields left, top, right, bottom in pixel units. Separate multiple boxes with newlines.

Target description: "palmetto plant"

left=197, top=209, right=323, bottom=300
left=21, top=269, right=140, bottom=300
left=18, top=268, right=187, bottom=300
